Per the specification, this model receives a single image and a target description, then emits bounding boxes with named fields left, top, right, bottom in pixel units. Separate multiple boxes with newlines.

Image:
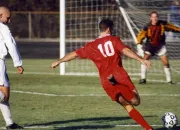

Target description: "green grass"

left=0, top=59, right=179, bottom=130
left=5, top=58, right=180, bottom=81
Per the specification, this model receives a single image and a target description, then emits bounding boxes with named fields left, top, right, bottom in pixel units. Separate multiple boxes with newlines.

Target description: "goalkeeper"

left=137, top=11, right=180, bottom=84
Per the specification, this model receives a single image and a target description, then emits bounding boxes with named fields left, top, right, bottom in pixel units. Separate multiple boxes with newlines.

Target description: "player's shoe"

left=6, top=123, right=23, bottom=129
left=168, top=81, right=174, bottom=85
left=139, top=79, right=146, bottom=84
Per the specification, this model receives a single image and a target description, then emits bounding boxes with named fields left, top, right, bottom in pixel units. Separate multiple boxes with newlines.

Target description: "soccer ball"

left=162, top=112, right=178, bottom=129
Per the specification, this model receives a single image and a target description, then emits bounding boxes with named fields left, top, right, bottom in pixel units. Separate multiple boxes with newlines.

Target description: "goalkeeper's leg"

left=160, top=55, right=173, bottom=84
left=139, top=54, right=151, bottom=84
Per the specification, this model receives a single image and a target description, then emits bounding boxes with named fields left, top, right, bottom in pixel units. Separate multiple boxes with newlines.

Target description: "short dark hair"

left=150, top=11, right=159, bottom=17
left=99, top=19, right=114, bottom=33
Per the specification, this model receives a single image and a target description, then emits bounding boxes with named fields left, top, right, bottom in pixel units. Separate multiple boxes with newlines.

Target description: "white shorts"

left=0, top=60, right=10, bottom=87
left=145, top=45, right=167, bottom=57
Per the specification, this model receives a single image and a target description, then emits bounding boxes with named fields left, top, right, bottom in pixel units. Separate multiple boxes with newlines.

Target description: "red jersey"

left=149, top=25, right=162, bottom=46
left=76, top=34, right=126, bottom=77
left=76, top=34, right=135, bottom=101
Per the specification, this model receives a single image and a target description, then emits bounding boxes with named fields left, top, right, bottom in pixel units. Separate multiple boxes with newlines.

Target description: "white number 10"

left=98, top=41, right=115, bottom=57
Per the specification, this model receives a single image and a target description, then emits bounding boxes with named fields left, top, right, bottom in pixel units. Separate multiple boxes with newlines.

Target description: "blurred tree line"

left=0, top=0, right=59, bottom=11
left=0, top=0, right=125, bottom=39
left=0, top=0, right=60, bottom=38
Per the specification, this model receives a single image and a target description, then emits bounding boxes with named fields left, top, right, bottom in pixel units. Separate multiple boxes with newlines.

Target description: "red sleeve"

left=114, top=37, right=127, bottom=52
left=76, top=45, right=88, bottom=59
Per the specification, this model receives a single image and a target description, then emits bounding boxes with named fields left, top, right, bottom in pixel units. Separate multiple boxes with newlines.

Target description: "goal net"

left=61, top=0, right=180, bottom=82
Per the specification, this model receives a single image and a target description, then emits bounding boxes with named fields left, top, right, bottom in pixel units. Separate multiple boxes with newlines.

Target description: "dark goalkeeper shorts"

left=145, top=43, right=167, bottom=56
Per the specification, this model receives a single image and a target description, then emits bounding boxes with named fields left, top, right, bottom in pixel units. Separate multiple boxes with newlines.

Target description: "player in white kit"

left=0, top=6, right=24, bottom=129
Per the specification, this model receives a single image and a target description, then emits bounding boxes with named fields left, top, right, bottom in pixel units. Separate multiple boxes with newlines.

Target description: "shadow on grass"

left=54, top=125, right=114, bottom=130
left=25, top=116, right=155, bottom=130
left=155, top=126, right=180, bottom=130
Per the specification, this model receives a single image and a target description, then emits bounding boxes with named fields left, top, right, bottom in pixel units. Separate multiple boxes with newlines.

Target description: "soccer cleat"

left=168, top=81, right=174, bottom=85
left=139, top=79, right=146, bottom=84
left=6, top=123, right=23, bottom=129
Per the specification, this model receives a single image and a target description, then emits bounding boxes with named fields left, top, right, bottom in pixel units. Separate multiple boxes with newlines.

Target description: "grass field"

left=0, top=59, right=180, bottom=130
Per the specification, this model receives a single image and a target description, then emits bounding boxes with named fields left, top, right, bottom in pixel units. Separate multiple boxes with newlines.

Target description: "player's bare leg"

left=116, top=93, right=153, bottom=130
left=131, top=89, right=140, bottom=106
left=0, top=86, right=23, bottom=129
left=0, top=86, right=10, bottom=101
left=139, top=53, right=151, bottom=84
left=160, top=55, right=173, bottom=84
left=0, top=86, right=13, bottom=126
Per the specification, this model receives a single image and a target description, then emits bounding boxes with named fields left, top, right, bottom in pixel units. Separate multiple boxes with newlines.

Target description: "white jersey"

left=0, top=22, right=22, bottom=67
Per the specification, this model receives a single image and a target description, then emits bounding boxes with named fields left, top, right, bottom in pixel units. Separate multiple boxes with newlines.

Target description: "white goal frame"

left=59, top=0, right=138, bottom=75
left=60, top=0, right=65, bottom=75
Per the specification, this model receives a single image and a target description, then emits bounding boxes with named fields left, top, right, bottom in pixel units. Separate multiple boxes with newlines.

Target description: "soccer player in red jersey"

left=51, top=19, right=153, bottom=130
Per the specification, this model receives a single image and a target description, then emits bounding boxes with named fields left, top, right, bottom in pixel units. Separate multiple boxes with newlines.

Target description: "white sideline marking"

left=131, top=77, right=167, bottom=83
left=12, top=90, right=180, bottom=97
left=7, top=71, right=180, bottom=83
left=171, top=67, right=180, bottom=74
left=177, top=82, right=180, bottom=84
left=12, top=90, right=105, bottom=97
left=1, top=124, right=179, bottom=129
left=8, top=71, right=58, bottom=75
left=7, top=71, right=179, bottom=84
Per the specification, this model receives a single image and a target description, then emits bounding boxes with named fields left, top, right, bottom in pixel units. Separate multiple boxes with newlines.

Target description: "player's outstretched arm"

left=165, top=23, right=180, bottom=32
left=51, top=51, right=78, bottom=69
left=122, top=48, right=151, bottom=68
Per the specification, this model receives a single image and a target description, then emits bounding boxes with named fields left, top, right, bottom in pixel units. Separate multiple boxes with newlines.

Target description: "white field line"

left=12, top=90, right=180, bottom=97
left=6, top=65, right=49, bottom=68
left=7, top=71, right=165, bottom=76
left=8, top=71, right=59, bottom=75
left=1, top=124, right=180, bottom=129
left=7, top=70, right=179, bottom=76
left=131, top=77, right=180, bottom=84
left=131, top=77, right=166, bottom=83
left=6, top=71, right=180, bottom=84
left=7, top=71, right=178, bottom=78
left=171, top=67, right=180, bottom=74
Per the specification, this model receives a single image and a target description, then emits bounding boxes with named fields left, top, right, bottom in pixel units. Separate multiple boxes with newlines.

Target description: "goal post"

left=60, top=0, right=65, bottom=75
left=115, top=0, right=138, bottom=44
left=60, top=0, right=133, bottom=76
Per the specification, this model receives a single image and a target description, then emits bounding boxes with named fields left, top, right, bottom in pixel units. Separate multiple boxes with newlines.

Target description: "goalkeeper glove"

left=137, top=44, right=144, bottom=57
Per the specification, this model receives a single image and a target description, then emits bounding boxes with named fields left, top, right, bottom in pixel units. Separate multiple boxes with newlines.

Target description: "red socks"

left=128, top=108, right=152, bottom=129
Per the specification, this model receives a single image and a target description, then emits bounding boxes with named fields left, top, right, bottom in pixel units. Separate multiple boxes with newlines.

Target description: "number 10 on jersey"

left=98, top=41, right=115, bottom=57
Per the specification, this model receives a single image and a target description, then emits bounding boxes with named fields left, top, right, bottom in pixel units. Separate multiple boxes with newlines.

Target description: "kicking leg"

left=160, top=55, right=173, bottom=84
left=116, top=94, right=153, bottom=130
left=139, top=53, right=150, bottom=84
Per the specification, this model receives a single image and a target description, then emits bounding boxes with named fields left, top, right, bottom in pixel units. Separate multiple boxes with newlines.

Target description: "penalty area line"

left=12, top=90, right=180, bottom=97
left=7, top=71, right=180, bottom=84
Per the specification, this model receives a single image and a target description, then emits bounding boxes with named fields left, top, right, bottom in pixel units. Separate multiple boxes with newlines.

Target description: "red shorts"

left=101, top=67, right=135, bottom=101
